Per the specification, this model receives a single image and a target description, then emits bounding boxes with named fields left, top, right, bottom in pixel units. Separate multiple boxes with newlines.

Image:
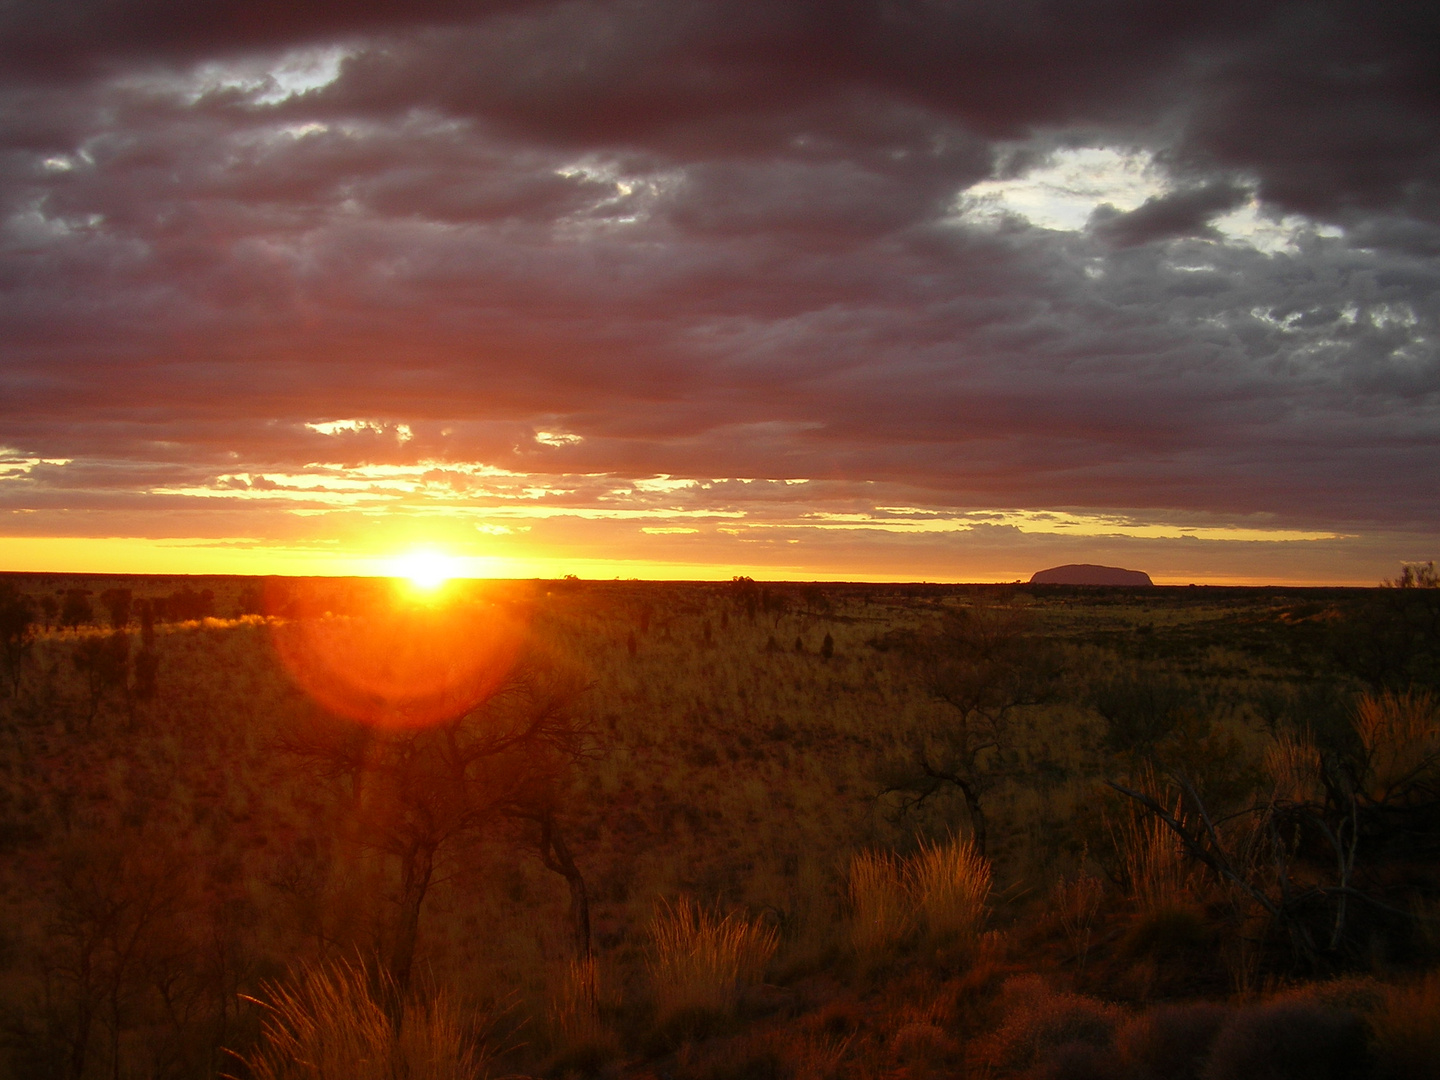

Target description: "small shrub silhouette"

left=1116, top=1002, right=1228, bottom=1080
left=60, top=588, right=93, bottom=628
left=1120, top=903, right=1212, bottom=962
left=1201, top=1000, right=1366, bottom=1080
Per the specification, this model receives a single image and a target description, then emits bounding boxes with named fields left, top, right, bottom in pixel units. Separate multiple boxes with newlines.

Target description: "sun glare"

left=392, top=548, right=459, bottom=591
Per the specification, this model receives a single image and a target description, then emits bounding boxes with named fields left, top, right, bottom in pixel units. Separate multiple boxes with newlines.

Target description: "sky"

left=1, top=0, right=1437, bottom=583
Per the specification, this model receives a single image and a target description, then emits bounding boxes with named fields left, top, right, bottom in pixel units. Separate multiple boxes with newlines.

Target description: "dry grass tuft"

left=235, top=957, right=488, bottom=1080
left=909, top=835, right=991, bottom=949
left=1264, top=730, right=1322, bottom=803
left=1112, top=791, right=1195, bottom=914
left=546, top=954, right=620, bottom=1073
left=647, top=896, right=779, bottom=1022
left=847, top=850, right=912, bottom=960
left=1053, top=863, right=1105, bottom=967
left=1354, top=690, right=1440, bottom=800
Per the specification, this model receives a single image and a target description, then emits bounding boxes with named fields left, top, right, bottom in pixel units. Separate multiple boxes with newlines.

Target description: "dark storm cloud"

left=0, top=0, right=1437, bottom=558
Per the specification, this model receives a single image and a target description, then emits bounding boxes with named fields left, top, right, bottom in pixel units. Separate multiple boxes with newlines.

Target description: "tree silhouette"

left=279, top=643, right=599, bottom=990
left=878, top=605, right=1059, bottom=856
left=0, top=583, right=34, bottom=696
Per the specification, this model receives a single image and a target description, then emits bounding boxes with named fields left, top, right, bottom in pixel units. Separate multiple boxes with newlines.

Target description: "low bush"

left=1368, top=971, right=1440, bottom=1080
left=971, top=976, right=1125, bottom=1076
left=1116, top=1002, right=1228, bottom=1080
left=1201, top=999, right=1366, bottom=1080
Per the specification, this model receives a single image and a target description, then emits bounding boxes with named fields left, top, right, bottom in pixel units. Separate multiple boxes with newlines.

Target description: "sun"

left=391, top=548, right=460, bottom=591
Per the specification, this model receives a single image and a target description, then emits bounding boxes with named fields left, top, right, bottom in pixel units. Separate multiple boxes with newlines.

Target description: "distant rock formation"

left=1029, top=564, right=1154, bottom=586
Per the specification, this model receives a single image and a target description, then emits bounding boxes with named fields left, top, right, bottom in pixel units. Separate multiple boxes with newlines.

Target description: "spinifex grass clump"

left=1112, top=792, right=1195, bottom=915
left=647, top=897, right=779, bottom=1024
left=848, top=850, right=912, bottom=961
left=910, top=836, right=992, bottom=950
left=234, top=958, right=488, bottom=1080
left=1354, top=690, right=1439, bottom=801
left=848, top=837, right=993, bottom=964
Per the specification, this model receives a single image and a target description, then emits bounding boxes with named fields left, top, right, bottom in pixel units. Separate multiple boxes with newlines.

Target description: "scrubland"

left=0, top=573, right=1437, bottom=1079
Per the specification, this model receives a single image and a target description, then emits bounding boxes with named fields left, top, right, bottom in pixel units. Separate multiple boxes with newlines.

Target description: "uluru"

left=1029, top=564, right=1154, bottom=586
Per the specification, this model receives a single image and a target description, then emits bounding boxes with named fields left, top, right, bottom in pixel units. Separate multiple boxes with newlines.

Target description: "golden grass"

left=847, top=850, right=912, bottom=960
left=647, top=896, right=779, bottom=1020
left=909, top=836, right=992, bottom=948
left=1354, top=690, right=1440, bottom=801
left=1112, top=790, right=1195, bottom=914
left=848, top=838, right=993, bottom=964
left=1264, top=730, right=1321, bottom=803
left=234, top=958, right=488, bottom=1080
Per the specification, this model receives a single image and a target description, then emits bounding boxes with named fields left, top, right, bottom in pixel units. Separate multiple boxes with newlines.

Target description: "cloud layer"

left=1, top=0, right=1436, bottom=579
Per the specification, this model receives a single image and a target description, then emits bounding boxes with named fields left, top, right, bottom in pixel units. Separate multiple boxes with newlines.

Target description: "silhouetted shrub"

left=162, top=587, right=214, bottom=622
left=1116, top=1002, right=1228, bottom=1080
left=1089, top=672, right=1189, bottom=753
left=1120, top=904, right=1213, bottom=962
left=1031, top=1039, right=1121, bottom=1080
left=0, top=583, right=34, bottom=695
left=1201, top=1000, right=1366, bottom=1080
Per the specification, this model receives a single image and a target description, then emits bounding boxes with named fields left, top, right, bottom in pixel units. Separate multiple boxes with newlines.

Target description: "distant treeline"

left=23, top=586, right=224, bottom=629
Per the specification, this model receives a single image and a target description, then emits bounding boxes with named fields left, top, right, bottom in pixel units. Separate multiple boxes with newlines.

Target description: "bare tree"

left=72, top=632, right=129, bottom=730
left=0, top=582, right=34, bottom=696
left=878, top=604, right=1060, bottom=856
left=279, top=644, right=599, bottom=991
left=1108, top=690, right=1440, bottom=969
